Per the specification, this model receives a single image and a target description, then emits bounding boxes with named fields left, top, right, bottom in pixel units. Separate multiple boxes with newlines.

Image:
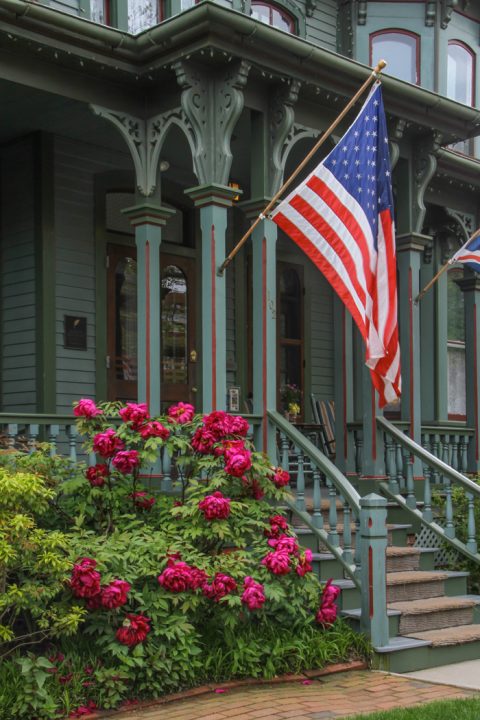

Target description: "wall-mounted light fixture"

left=228, top=181, right=241, bottom=202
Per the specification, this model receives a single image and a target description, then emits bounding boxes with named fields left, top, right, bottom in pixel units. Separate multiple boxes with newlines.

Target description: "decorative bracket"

left=425, top=1, right=436, bottom=26
left=305, top=0, right=317, bottom=16
left=357, top=0, right=367, bottom=25
left=441, top=0, right=455, bottom=28
left=413, top=131, right=443, bottom=234
left=90, top=105, right=194, bottom=196
left=389, top=118, right=407, bottom=171
left=269, top=79, right=301, bottom=195
left=173, top=59, right=251, bottom=186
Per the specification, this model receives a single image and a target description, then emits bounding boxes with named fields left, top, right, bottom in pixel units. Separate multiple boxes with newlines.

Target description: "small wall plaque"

left=64, top=316, right=87, bottom=350
left=228, top=386, right=240, bottom=413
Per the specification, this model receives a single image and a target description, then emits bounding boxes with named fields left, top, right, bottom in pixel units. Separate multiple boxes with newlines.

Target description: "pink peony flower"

left=59, top=673, right=73, bottom=685
left=119, top=402, right=149, bottom=429
left=130, top=490, right=155, bottom=510
left=69, top=701, right=98, bottom=718
left=226, top=415, right=250, bottom=436
left=315, top=578, right=341, bottom=626
left=74, top=399, right=102, bottom=419
left=189, top=567, right=208, bottom=590
left=261, top=549, right=292, bottom=575
left=191, top=427, right=218, bottom=454
left=241, top=576, right=266, bottom=610
left=158, top=559, right=194, bottom=593
left=112, top=449, right=140, bottom=475
left=85, top=464, right=109, bottom=487
left=168, top=402, right=195, bottom=424
left=265, top=515, right=289, bottom=538
left=101, top=579, right=131, bottom=609
left=224, top=443, right=252, bottom=477
left=203, top=411, right=250, bottom=438
left=198, top=491, right=231, bottom=521
left=246, top=477, right=265, bottom=500
left=296, top=549, right=313, bottom=577
left=202, top=573, right=237, bottom=601
left=116, top=613, right=150, bottom=646
left=268, top=534, right=299, bottom=555
left=70, top=558, right=101, bottom=599
left=92, top=428, right=124, bottom=458
left=140, top=421, right=170, bottom=440
left=271, top=467, right=290, bottom=488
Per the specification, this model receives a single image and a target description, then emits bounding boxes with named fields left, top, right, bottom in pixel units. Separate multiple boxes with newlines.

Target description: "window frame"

left=447, top=40, right=476, bottom=107
left=250, top=0, right=296, bottom=33
left=369, top=28, right=421, bottom=86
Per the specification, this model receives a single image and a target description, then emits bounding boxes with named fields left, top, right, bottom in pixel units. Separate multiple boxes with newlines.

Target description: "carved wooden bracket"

left=269, top=79, right=302, bottom=195
left=441, top=0, right=455, bottom=28
left=173, top=59, right=251, bottom=186
left=425, top=1, right=436, bottom=26
left=357, top=0, right=367, bottom=25
left=413, top=131, right=443, bottom=234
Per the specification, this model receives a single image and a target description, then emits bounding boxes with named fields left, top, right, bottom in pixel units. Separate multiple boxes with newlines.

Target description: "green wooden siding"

left=0, top=139, right=37, bottom=411
left=306, top=261, right=334, bottom=405
left=305, top=0, right=337, bottom=51
left=54, top=136, right=131, bottom=412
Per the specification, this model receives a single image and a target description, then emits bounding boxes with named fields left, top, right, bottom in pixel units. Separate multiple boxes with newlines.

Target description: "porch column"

left=456, top=276, right=480, bottom=473
left=184, top=184, right=238, bottom=413
left=123, top=202, right=175, bottom=415
left=333, top=298, right=356, bottom=476
left=242, top=200, right=277, bottom=458
left=397, top=233, right=431, bottom=474
left=420, top=242, right=435, bottom=421
left=360, top=363, right=386, bottom=481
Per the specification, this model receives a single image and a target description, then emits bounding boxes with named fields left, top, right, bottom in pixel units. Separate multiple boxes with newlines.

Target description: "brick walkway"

left=109, top=670, right=478, bottom=720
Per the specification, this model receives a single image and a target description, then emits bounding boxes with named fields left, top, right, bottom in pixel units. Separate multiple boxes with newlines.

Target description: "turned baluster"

left=7, top=424, right=18, bottom=451
left=27, top=424, right=39, bottom=454
left=355, top=432, right=364, bottom=476
left=385, top=436, right=399, bottom=494
left=441, top=435, right=450, bottom=487
left=395, top=442, right=404, bottom=492
left=466, top=493, right=478, bottom=554
left=443, top=474, right=455, bottom=539
left=295, top=446, right=305, bottom=511
left=47, top=424, right=60, bottom=456
left=460, top=435, right=468, bottom=474
left=402, top=447, right=416, bottom=509
left=432, top=433, right=441, bottom=484
left=280, top=433, right=290, bottom=471
left=312, top=466, right=323, bottom=530
left=342, top=497, right=353, bottom=566
left=66, top=424, right=78, bottom=463
left=326, top=477, right=339, bottom=547
left=451, top=434, right=459, bottom=471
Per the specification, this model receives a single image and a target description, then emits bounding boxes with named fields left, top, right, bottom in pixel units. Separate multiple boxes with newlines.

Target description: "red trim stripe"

left=262, top=238, right=268, bottom=450
left=368, top=544, right=374, bottom=619
left=211, top=225, right=217, bottom=410
left=475, top=304, right=478, bottom=461
left=409, top=267, right=414, bottom=439
left=145, top=241, right=151, bottom=409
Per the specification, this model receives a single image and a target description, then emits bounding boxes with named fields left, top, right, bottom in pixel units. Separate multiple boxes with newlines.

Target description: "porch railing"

left=378, top=416, right=480, bottom=564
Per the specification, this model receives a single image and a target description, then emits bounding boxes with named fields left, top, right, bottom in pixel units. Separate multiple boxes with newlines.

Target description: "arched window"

left=251, top=2, right=295, bottom=33
left=447, top=42, right=475, bottom=155
left=370, top=30, right=420, bottom=85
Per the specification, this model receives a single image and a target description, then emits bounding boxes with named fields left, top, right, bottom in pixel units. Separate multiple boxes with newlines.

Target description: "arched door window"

left=447, top=267, right=466, bottom=420
left=251, top=2, right=295, bottom=33
left=370, top=30, right=420, bottom=85
left=278, top=264, right=304, bottom=416
left=161, top=265, right=188, bottom=386
left=447, top=42, right=475, bottom=155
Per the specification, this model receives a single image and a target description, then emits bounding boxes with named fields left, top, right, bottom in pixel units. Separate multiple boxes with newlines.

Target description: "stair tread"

left=389, top=596, right=478, bottom=614
left=386, top=546, right=421, bottom=557
left=406, top=624, right=480, bottom=646
left=387, top=570, right=449, bottom=585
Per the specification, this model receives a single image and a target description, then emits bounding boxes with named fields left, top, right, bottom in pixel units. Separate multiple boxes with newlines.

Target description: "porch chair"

left=310, top=394, right=336, bottom=459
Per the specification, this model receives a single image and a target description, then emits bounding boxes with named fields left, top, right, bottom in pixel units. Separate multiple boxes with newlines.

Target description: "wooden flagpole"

left=414, top=226, right=480, bottom=304
left=217, top=59, right=388, bottom=276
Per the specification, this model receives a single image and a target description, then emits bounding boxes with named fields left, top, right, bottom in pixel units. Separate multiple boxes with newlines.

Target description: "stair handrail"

left=378, top=415, right=480, bottom=564
left=268, top=410, right=361, bottom=513
left=377, top=416, right=480, bottom=498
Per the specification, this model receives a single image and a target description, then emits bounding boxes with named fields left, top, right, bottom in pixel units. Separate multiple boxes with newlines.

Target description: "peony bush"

left=0, top=400, right=368, bottom=720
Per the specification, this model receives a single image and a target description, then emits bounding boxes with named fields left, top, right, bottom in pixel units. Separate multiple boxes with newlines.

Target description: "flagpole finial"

left=373, top=59, right=387, bottom=76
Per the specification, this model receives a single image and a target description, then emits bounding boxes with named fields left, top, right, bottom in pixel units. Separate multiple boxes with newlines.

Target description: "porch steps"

left=406, top=623, right=480, bottom=646
left=388, top=596, right=480, bottom=634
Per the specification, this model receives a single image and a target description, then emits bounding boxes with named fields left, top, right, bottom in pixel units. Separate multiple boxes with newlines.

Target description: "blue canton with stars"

left=322, top=83, right=393, bottom=250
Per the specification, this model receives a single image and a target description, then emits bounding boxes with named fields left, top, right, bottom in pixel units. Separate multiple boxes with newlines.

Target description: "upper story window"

left=251, top=2, right=295, bottom=33
left=370, top=30, right=420, bottom=85
left=447, top=41, right=475, bottom=106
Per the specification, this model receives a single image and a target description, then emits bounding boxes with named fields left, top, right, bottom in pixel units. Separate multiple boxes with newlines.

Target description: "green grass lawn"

left=346, top=697, right=480, bottom=720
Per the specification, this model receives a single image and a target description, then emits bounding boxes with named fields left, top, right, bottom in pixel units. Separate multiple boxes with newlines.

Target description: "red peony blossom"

left=140, top=421, right=170, bottom=440
left=265, top=515, right=289, bottom=538
left=315, top=578, right=341, bottom=626
left=112, top=449, right=140, bottom=475
left=202, top=573, right=237, bottom=602
left=85, top=464, right=109, bottom=488
left=86, top=593, right=103, bottom=610
left=271, top=467, right=290, bottom=488
left=69, top=701, right=98, bottom=718
left=241, top=576, right=266, bottom=610
left=167, top=402, right=195, bottom=424
left=101, top=579, right=131, bottom=609
left=261, top=549, right=292, bottom=575
left=225, top=415, right=250, bottom=436
left=119, top=402, right=149, bottom=430
left=224, top=443, right=252, bottom=477
left=158, top=559, right=194, bottom=593
left=191, top=427, right=218, bottom=454
left=59, top=673, right=73, bottom=685
left=70, top=558, right=101, bottom=599
left=189, top=567, right=208, bottom=590
left=247, top=477, right=265, bottom=500
left=267, top=534, right=299, bottom=555
left=92, top=428, right=124, bottom=458
left=130, top=490, right=155, bottom=510
left=198, top=491, right=231, bottom=521
left=296, top=549, right=313, bottom=577
left=116, top=613, right=151, bottom=647
left=74, top=399, right=102, bottom=419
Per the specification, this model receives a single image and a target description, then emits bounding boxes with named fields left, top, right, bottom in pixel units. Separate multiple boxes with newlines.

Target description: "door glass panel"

left=161, top=265, right=188, bottom=385
left=115, top=256, right=137, bottom=381
left=280, top=268, right=301, bottom=339
left=279, top=345, right=301, bottom=389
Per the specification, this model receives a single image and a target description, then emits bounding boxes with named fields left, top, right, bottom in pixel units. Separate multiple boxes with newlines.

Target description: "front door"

left=107, top=244, right=197, bottom=409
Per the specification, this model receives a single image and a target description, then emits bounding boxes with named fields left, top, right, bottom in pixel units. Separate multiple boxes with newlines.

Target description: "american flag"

left=451, top=232, right=480, bottom=273
left=271, top=83, right=401, bottom=407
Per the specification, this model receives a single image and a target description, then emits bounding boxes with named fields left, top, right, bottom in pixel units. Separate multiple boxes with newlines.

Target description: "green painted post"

left=333, top=297, right=356, bottom=476
left=420, top=246, right=435, bottom=421
left=361, top=363, right=386, bottom=481
left=435, top=253, right=449, bottom=422
left=456, top=276, right=480, bottom=473
left=397, top=233, right=430, bottom=476
left=122, top=203, right=176, bottom=416
left=185, top=184, right=239, bottom=413
left=242, top=200, right=277, bottom=458
left=360, top=493, right=389, bottom=648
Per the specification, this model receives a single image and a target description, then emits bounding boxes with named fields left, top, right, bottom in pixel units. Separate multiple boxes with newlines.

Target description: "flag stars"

left=342, top=159, right=348, bottom=165
left=354, top=145, right=360, bottom=152
left=342, top=145, right=348, bottom=152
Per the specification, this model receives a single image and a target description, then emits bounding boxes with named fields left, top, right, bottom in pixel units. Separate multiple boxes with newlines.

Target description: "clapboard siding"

left=0, top=139, right=36, bottom=411
left=54, top=136, right=131, bottom=413
left=305, top=0, right=337, bottom=50
left=308, top=263, right=334, bottom=402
